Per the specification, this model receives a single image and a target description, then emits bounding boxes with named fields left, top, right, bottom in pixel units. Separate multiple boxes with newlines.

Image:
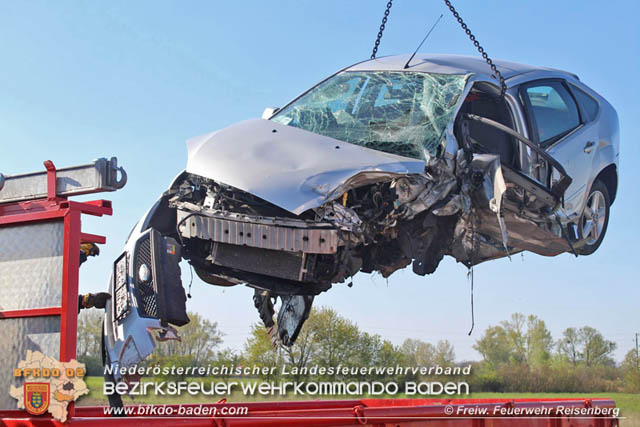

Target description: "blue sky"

left=1, top=1, right=638, bottom=362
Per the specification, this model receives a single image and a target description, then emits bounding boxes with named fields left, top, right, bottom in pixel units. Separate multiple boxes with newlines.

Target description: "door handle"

left=584, top=141, right=595, bottom=153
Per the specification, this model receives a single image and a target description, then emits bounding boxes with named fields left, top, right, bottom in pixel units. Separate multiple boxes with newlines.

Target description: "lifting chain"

left=371, top=0, right=393, bottom=59
left=443, top=0, right=507, bottom=98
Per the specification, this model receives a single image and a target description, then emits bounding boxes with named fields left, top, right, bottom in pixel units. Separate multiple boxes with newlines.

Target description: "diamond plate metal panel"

left=0, top=221, right=63, bottom=311
left=0, top=316, right=60, bottom=409
left=0, top=157, right=126, bottom=204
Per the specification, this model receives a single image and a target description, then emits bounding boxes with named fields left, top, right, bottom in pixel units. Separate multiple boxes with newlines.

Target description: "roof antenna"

left=404, top=14, right=443, bottom=69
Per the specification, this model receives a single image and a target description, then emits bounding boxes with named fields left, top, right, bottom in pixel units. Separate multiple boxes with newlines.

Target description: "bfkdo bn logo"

left=9, top=351, right=89, bottom=422
left=24, top=383, right=50, bottom=415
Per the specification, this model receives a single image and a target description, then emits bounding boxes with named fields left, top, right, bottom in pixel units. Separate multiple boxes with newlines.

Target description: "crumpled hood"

left=186, top=119, right=425, bottom=214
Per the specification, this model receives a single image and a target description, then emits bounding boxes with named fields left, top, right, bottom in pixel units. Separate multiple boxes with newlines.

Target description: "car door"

left=519, top=79, right=598, bottom=215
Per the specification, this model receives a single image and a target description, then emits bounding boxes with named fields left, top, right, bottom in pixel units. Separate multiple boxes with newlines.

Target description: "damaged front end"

left=103, top=69, right=575, bottom=374
left=103, top=223, right=189, bottom=382
left=164, top=143, right=570, bottom=347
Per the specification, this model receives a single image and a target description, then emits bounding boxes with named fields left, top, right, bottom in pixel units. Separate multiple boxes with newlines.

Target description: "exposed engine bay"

left=131, top=85, right=573, bottom=347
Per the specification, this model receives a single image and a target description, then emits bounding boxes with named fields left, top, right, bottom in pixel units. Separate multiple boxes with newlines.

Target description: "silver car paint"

left=507, top=70, right=619, bottom=219
left=105, top=55, right=619, bottom=371
left=185, top=72, right=492, bottom=217
left=187, top=68, right=618, bottom=222
left=345, top=53, right=573, bottom=80
left=186, top=118, right=426, bottom=215
left=263, top=54, right=616, bottom=220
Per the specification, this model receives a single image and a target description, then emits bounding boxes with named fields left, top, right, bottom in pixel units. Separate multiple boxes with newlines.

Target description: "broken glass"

left=272, top=71, right=468, bottom=160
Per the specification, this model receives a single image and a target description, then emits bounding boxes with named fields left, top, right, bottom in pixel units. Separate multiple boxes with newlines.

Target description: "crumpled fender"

left=185, top=119, right=426, bottom=215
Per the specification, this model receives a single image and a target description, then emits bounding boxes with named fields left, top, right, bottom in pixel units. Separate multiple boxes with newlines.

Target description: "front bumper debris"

left=177, top=207, right=341, bottom=254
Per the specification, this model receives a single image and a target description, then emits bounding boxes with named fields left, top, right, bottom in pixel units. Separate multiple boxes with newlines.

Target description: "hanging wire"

left=467, top=266, right=474, bottom=335
left=467, top=217, right=476, bottom=335
left=187, top=264, right=194, bottom=299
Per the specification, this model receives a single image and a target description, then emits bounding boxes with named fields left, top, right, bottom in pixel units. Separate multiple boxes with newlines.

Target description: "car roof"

left=345, top=53, right=577, bottom=81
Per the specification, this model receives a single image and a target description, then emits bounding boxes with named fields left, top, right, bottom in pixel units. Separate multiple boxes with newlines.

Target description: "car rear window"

left=570, top=84, right=599, bottom=122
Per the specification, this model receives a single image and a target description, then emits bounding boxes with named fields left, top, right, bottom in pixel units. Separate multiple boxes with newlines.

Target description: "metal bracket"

left=44, top=160, right=58, bottom=201
left=0, top=157, right=127, bottom=204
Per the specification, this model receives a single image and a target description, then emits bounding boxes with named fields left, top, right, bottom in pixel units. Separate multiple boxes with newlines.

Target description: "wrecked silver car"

left=104, top=54, right=619, bottom=375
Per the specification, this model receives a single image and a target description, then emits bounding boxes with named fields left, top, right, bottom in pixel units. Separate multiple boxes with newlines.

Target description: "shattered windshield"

left=272, top=71, right=468, bottom=160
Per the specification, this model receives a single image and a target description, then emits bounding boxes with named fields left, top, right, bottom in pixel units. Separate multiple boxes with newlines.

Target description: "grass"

left=79, top=377, right=640, bottom=424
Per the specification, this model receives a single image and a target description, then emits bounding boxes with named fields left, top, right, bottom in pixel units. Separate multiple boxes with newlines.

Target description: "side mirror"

left=262, top=107, right=279, bottom=120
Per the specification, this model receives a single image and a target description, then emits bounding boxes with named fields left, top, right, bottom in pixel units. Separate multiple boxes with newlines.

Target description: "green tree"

left=434, top=340, right=456, bottom=366
left=375, top=340, right=404, bottom=372
left=243, top=323, right=283, bottom=380
left=212, top=348, right=244, bottom=383
left=401, top=339, right=436, bottom=366
left=557, top=327, right=581, bottom=365
left=155, top=312, right=223, bottom=365
left=472, top=316, right=623, bottom=393
left=525, top=315, right=553, bottom=367
left=244, top=306, right=406, bottom=383
left=76, top=310, right=103, bottom=375
left=621, top=349, right=640, bottom=392
left=401, top=339, right=455, bottom=367
left=503, top=313, right=527, bottom=364
left=474, top=313, right=552, bottom=368
left=398, top=338, right=455, bottom=385
left=352, top=332, right=403, bottom=380
left=307, top=307, right=361, bottom=374
left=557, top=326, right=616, bottom=367
left=579, top=327, right=616, bottom=367
left=76, top=310, right=103, bottom=359
left=473, top=325, right=512, bottom=367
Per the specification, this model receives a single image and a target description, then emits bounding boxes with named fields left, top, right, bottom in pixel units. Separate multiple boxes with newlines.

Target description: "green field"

left=79, top=376, right=640, bottom=423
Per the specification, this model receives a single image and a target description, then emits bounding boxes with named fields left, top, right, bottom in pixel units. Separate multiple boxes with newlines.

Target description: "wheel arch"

left=594, top=164, right=618, bottom=205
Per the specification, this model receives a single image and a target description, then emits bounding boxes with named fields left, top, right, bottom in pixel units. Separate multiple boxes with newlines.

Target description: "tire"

left=576, top=180, right=610, bottom=255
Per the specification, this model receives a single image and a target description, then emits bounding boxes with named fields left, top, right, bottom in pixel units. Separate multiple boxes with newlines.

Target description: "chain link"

left=443, top=0, right=507, bottom=97
left=371, top=0, right=393, bottom=60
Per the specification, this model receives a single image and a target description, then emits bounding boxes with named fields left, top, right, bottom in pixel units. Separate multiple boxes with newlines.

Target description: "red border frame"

left=0, top=398, right=621, bottom=426
left=0, top=161, right=113, bottom=421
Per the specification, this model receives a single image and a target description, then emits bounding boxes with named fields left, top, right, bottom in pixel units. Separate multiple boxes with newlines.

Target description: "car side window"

left=523, top=82, right=580, bottom=144
left=570, top=84, right=599, bottom=122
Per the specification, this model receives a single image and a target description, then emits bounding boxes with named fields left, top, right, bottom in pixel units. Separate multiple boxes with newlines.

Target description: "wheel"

left=576, top=180, right=610, bottom=255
